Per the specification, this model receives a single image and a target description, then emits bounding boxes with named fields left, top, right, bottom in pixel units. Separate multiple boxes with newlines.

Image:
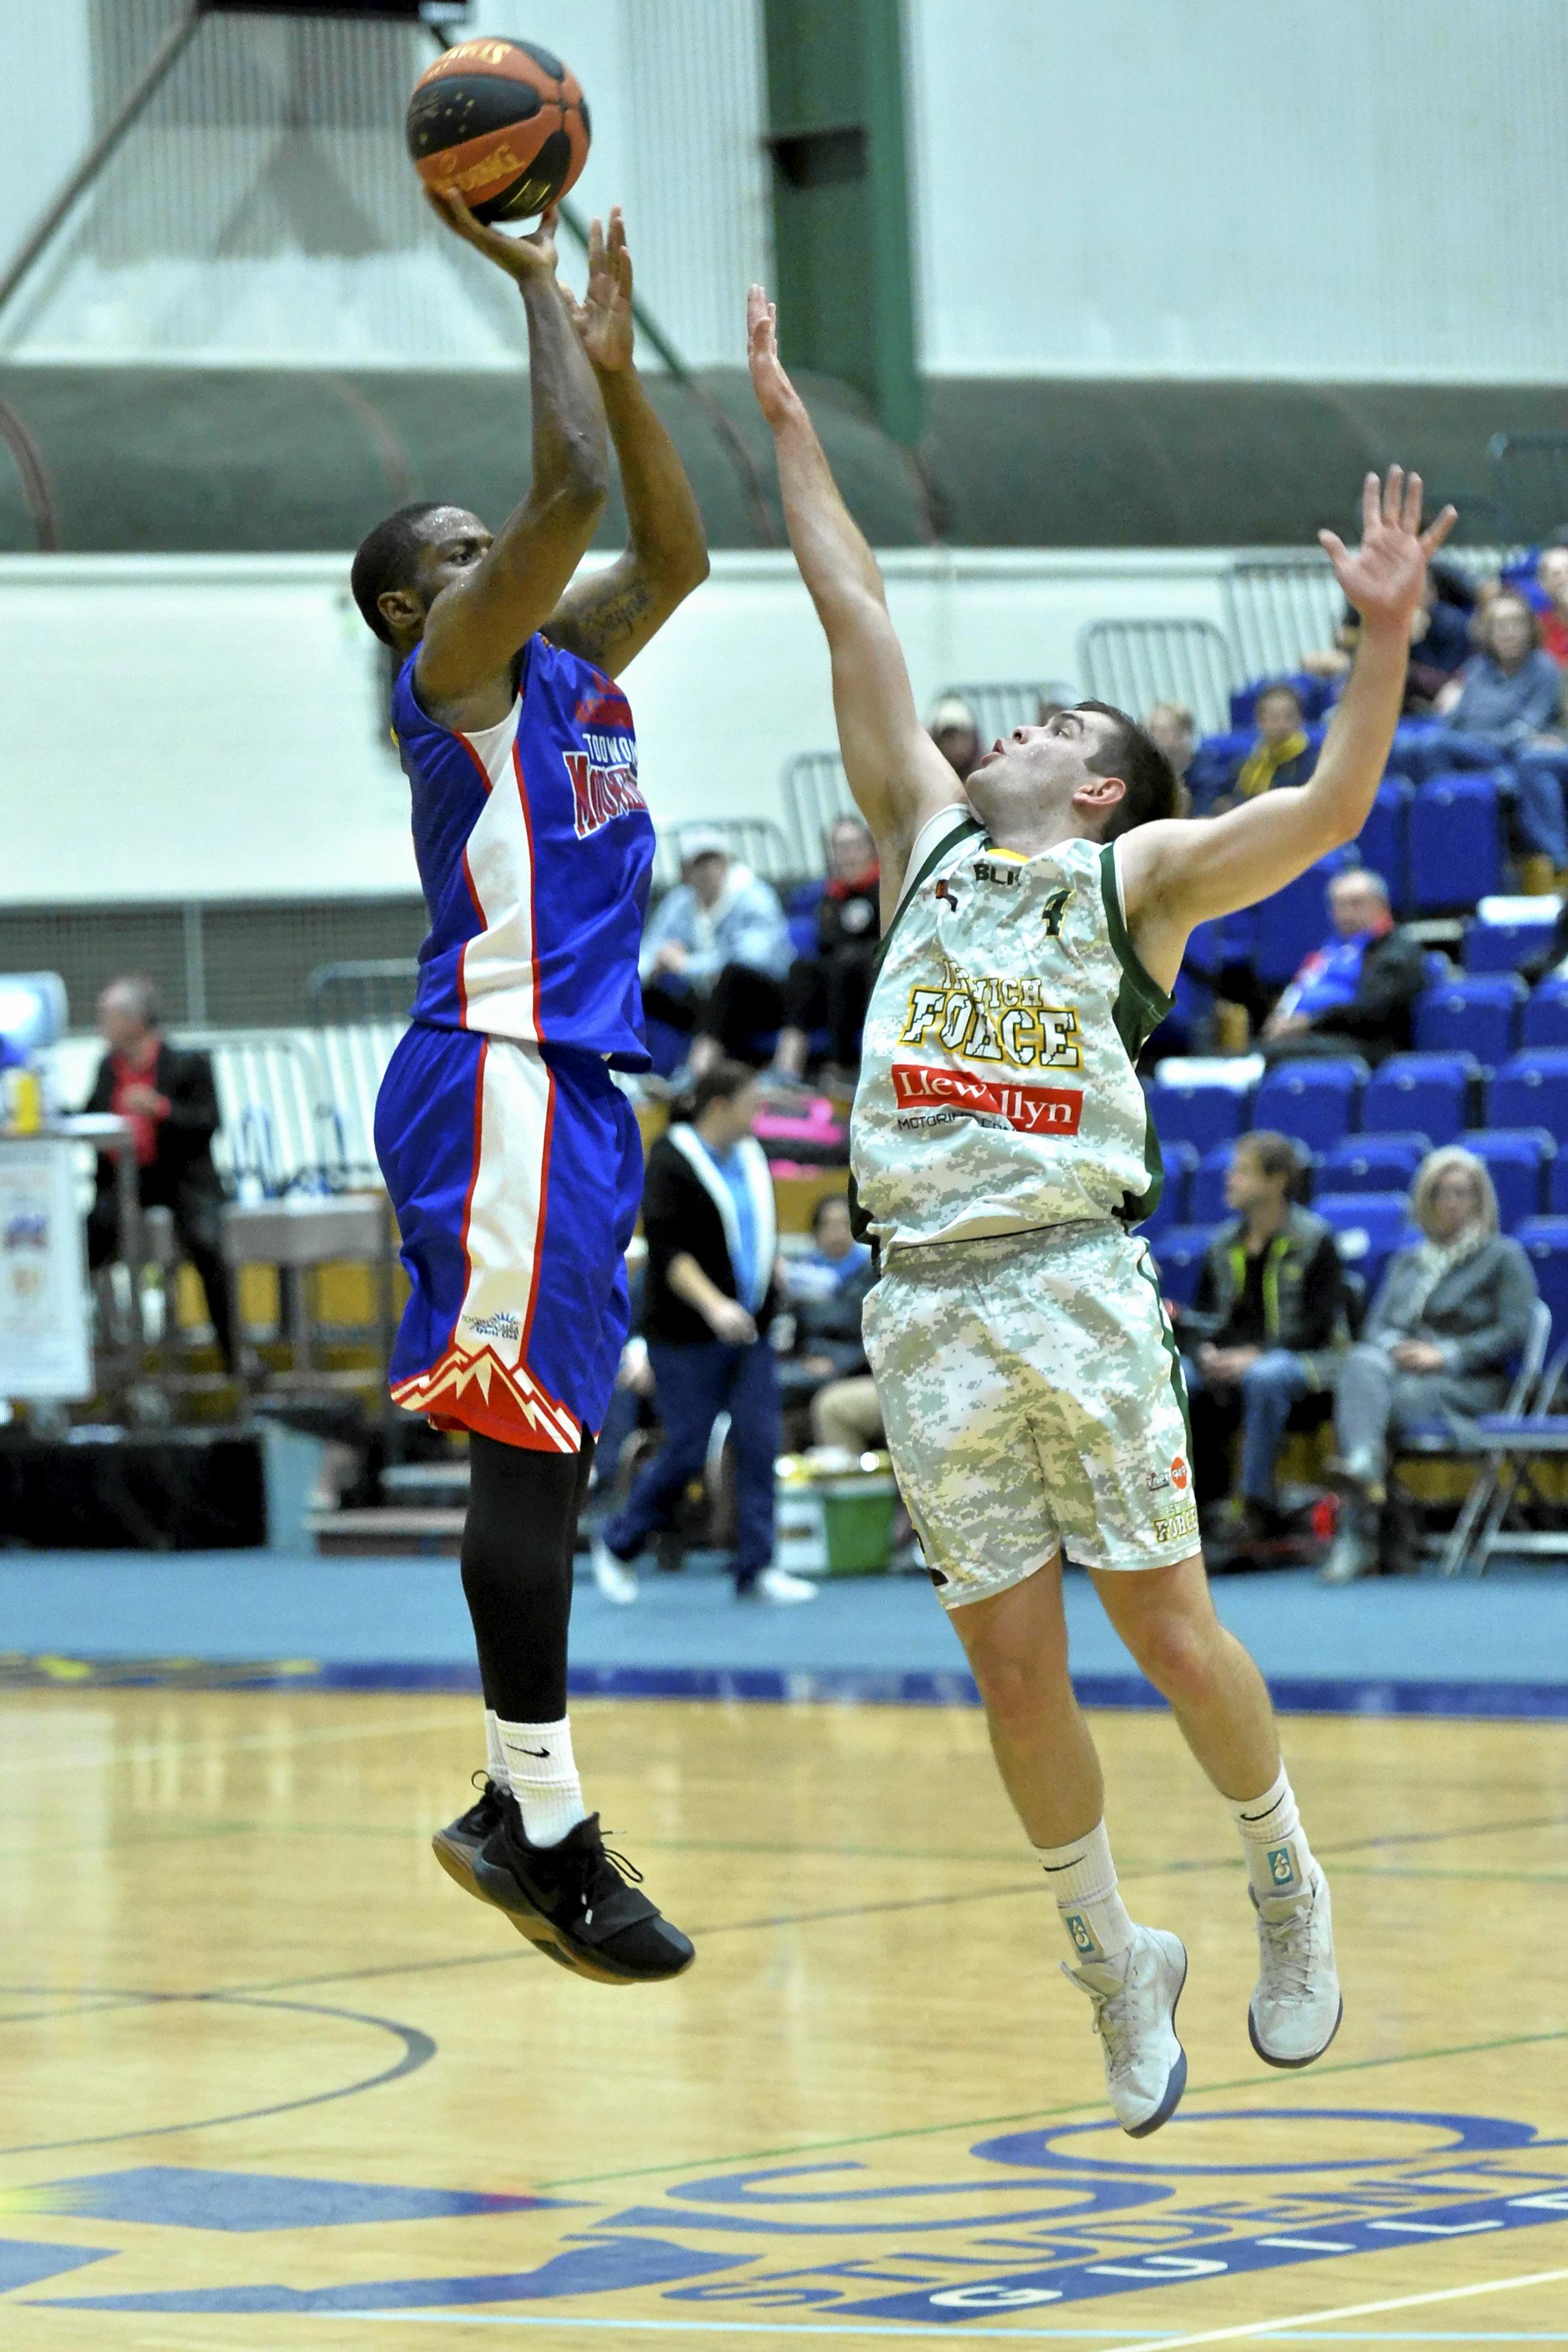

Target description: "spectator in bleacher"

left=591, top=1060, right=815, bottom=1606
left=1259, top=867, right=1425, bottom=1066
left=777, top=1191, right=876, bottom=1429
left=1303, top=573, right=1471, bottom=712
left=639, top=830, right=793, bottom=1079
left=1145, top=702, right=1196, bottom=816
left=770, top=815, right=881, bottom=1086
left=929, top=694, right=981, bottom=780
left=1191, top=682, right=1317, bottom=816
left=1433, top=590, right=1568, bottom=870
left=1537, top=545, right=1568, bottom=667
left=83, top=976, right=237, bottom=1375
left=1174, top=1132, right=1344, bottom=1539
left=1321, top=1146, right=1540, bottom=1584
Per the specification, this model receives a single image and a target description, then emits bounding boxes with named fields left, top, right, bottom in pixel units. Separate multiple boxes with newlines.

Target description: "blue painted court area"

left=2, top=1552, right=1567, bottom=1715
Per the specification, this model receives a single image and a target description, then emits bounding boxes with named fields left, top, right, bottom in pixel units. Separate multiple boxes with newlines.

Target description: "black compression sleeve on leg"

left=460, top=1430, right=595, bottom=1722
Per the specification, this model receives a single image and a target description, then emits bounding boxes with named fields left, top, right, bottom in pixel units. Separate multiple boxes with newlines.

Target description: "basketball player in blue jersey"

left=748, top=285, right=1456, bottom=2128
left=351, top=193, right=706, bottom=1984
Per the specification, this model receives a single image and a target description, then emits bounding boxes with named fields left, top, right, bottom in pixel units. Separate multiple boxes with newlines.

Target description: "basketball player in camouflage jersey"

left=748, top=285, right=1455, bottom=2136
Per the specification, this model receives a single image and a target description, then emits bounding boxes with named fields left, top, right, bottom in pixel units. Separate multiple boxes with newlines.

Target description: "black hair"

left=811, top=1191, right=852, bottom=1237
left=1255, top=679, right=1306, bottom=717
left=678, top=1058, right=759, bottom=1124
left=1076, top=700, right=1180, bottom=840
left=350, top=501, right=446, bottom=645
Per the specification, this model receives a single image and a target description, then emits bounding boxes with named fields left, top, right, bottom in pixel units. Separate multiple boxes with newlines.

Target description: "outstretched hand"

left=1320, top=468, right=1457, bottom=634
left=747, top=284, right=804, bottom=427
left=563, top=207, right=634, bottom=370
left=424, top=187, right=560, bottom=285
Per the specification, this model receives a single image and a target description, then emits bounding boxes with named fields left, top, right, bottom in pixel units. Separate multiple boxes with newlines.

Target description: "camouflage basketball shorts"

left=862, top=1220, right=1197, bottom=1608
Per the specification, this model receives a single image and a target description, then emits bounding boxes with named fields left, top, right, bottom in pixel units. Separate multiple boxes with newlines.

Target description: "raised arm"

left=416, top=195, right=609, bottom=725
left=543, top=211, right=709, bottom=677
left=1120, top=471, right=1456, bottom=990
left=746, top=285, right=958, bottom=893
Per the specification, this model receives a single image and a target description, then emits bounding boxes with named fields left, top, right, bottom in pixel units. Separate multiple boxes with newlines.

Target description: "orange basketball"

left=406, top=36, right=589, bottom=225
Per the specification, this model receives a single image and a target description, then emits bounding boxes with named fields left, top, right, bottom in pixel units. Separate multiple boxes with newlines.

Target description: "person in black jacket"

left=84, top=976, right=237, bottom=1372
left=770, top=816, right=881, bottom=1083
left=1259, top=868, right=1425, bottom=1065
left=591, top=1061, right=815, bottom=1604
left=1173, top=1132, right=1344, bottom=1534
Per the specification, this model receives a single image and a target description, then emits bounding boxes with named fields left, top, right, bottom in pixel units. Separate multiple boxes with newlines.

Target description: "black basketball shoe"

left=471, top=1794, right=695, bottom=1984
left=431, top=1774, right=508, bottom=1908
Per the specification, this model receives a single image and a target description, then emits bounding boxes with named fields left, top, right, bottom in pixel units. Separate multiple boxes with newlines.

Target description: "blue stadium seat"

left=1464, top=904, right=1561, bottom=974
left=1464, top=1128, right=1555, bottom=1230
left=1252, top=853, right=1355, bottom=986
left=1189, top=1143, right=1236, bottom=1223
left=1414, top=972, right=1525, bottom=1067
left=1140, top=1139, right=1198, bottom=1239
left=1516, top=1217, right=1568, bottom=1344
left=1552, top=1153, right=1568, bottom=1215
left=1408, top=774, right=1504, bottom=912
left=1316, top=1132, right=1429, bottom=1196
left=1489, top=1051, right=1568, bottom=1148
left=1316, top=1193, right=1417, bottom=1298
left=1147, top=1224, right=1220, bottom=1309
left=1148, top=1076, right=1251, bottom=1155
left=1362, top=1052, right=1477, bottom=1145
left=1355, top=776, right=1412, bottom=914
left=1252, top=1056, right=1366, bottom=1152
left=1523, top=977, right=1568, bottom=1049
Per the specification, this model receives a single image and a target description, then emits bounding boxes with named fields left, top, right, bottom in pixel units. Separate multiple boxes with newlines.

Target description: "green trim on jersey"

left=1099, top=840, right=1174, bottom=1229
left=848, top=811, right=984, bottom=1248
left=1133, top=1237, right=1195, bottom=1464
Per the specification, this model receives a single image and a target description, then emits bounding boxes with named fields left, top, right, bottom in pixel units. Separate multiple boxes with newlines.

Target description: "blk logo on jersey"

left=564, top=733, right=647, bottom=840
left=891, top=1060, right=1083, bottom=1137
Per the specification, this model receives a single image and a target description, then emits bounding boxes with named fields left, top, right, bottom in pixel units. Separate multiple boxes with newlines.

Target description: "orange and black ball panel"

left=406, top=37, right=591, bottom=224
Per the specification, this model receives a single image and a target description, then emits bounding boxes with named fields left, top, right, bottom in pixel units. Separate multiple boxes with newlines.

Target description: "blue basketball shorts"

left=375, top=1022, right=642, bottom=1453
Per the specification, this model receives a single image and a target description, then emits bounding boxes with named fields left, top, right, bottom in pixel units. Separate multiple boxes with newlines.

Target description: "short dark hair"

left=1256, top=680, right=1305, bottom=718
left=350, top=501, right=445, bottom=644
left=1077, top=700, right=1179, bottom=840
left=1488, top=590, right=1542, bottom=651
left=811, top=1191, right=852, bottom=1237
left=680, top=1058, right=759, bottom=1123
left=1235, top=1128, right=1300, bottom=1186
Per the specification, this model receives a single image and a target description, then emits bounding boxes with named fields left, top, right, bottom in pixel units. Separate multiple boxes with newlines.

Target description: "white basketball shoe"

left=1062, top=1925, right=1188, bottom=2137
left=1249, top=1864, right=1342, bottom=2068
left=589, top=1533, right=639, bottom=1605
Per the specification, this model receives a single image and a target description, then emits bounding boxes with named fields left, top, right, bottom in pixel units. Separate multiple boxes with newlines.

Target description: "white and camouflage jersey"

left=851, top=808, right=1172, bottom=1251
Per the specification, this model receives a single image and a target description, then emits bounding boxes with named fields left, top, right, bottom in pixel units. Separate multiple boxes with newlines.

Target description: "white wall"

left=0, top=546, right=1239, bottom=905
left=0, top=0, right=770, bottom=370
left=907, top=0, right=1568, bottom=381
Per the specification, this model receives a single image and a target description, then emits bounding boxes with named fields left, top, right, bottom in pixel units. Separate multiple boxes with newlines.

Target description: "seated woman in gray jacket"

left=1322, top=1146, right=1539, bottom=1583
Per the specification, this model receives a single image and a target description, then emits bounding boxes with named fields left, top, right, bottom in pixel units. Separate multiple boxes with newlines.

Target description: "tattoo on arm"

left=551, top=575, right=655, bottom=667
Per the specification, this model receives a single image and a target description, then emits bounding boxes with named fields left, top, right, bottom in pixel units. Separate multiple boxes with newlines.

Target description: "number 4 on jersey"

left=1042, top=886, right=1072, bottom=938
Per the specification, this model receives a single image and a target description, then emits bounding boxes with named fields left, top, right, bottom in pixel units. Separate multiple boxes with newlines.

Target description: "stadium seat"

left=1252, top=853, right=1355, bottom=986
left=1189, top=1143, right=1236, bottom=1223
left=1463, top=1128, right=1555, bottom=1230
left=1414, top=972, right=1525, bottom=1067
left=1516, top=1217, right=1568, bottom=1344
left=1140, top=1139, right=1198, bottom=1239
left=1229, top=674, right=1338, bottom=728
left=1552, top=1153, right=1568, bottom=1215
left=1252, top=1056, right=1366, bottom=1152
left=1523, top=977, right=1568, bottom=1049
left=1355, top=776, right=1412, bottom=914
left=785, top=878, right=824, bottom=960
left=1362, top=1052, right=1477, bottom=1145
left=1316, top=1132, right=1429, bottom=1196
left=1464, top=899, right=1562, bottom=974
left=1408, top=774, right=1504, bottom=912
left=1147, top=1224, right=1220, bottom=1310
left=1316, top=1192, right=1416, bottom=1297
left=1148, top=1073, right=1252, bottom=1155
left=1489, top=1050, right=1568, bottom=1147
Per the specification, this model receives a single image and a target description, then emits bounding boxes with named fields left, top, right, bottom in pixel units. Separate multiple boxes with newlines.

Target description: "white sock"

left=497, top=1715, right=588, bottom=1849
left=1230, top=1765, right=1316, bottom=1904
left=484, top=1708, right=509, bottom=1790
left=1036, top=1820, right=1135, bottom=1966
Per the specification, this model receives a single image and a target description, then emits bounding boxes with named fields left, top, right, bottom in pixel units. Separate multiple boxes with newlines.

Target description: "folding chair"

left=1406, top=1301, right=1558, bottom=1575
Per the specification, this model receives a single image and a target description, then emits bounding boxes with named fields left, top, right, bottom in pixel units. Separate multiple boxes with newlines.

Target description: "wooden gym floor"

left=2, top=1686, right=1567, bottom=2349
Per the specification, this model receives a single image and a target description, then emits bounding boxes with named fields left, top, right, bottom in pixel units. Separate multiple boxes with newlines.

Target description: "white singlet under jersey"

left=851, top=808, right=1173, bottom=1250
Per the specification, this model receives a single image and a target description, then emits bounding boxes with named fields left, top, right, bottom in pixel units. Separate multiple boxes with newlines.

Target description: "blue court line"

left=8, top=1655, right=1568, bottom=1720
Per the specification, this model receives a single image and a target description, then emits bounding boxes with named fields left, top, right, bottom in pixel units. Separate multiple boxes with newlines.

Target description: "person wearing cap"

left=639, top=829, right=792, bottom=1078
left=929, top=695, right=981, bottom=779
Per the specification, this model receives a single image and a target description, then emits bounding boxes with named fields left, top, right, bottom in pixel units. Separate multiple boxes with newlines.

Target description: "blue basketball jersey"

left=392, top=634, right=654, bottom=1067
